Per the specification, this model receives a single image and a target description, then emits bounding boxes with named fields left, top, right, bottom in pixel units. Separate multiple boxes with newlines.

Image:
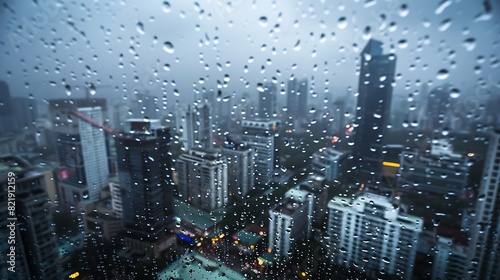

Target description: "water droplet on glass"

left=162, top=1, right=171, bottom=13
left=258, top=16, right=268, bottom=27
left=397, top=39, right=408, bottom=49
left=337, top=17, right=348, bottom=29
left=399, top=4, right=409, bottom=17
left=293, top=40, right=301, bottom=51
left=163, top=41, right=174, bottom=54
left=136, top=21, right=145, bottom=35
left=435, top=0, right=452, bottom=15
left=436, top=69, right=449, bottom=80
left=462, top=38, right=476, bottom=51
left=450, top=88, right=460, bottom=98
left=439, top=18, right=452, bottom=31
left=65, top=84, right=72, bottom=96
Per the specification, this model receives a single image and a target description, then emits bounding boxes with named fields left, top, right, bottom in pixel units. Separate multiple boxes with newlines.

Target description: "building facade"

left=221, top=136, right=254, bottom=200
left=327, top=192, right=422, bottom=279
left=176, top=148, right=228, bottom=211
left=0, top=156, right=60, bottom=279
left=239, top=118, right=280, bottom=188
left=116, top=119, right=174, bottom=248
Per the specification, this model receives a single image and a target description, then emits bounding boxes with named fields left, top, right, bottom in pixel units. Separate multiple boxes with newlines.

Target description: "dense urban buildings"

left=0, top=1, right=497, bottom=278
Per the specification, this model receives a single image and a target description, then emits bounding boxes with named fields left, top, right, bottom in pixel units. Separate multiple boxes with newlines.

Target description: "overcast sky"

left=0, top=0, right=498, bottom=109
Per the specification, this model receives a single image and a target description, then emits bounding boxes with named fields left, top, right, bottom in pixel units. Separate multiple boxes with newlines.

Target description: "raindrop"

left=436, top=69, right=449, bottom=80
left=399, top=4, right=409, bottom=17
left=397, top=39, right=408, bottom=49
left=435, top=0, right=452, bottom=15
left=136, top=21, right=145, bottom=35
left=462, top=38, right=476, bottom=51
left=337, top=17, right=348, bottom=29
left=293, top=40, right=301, bottom=51
left=64, top=84, right=72, bottom=96
left=162, top=1, right=171, bottom=13
left=258, top=16, right=268, bottom=27
left=439, top=18, right=452, bottom=31
left=163, top=41, right=175, bottom=54
left=88, top=84, right=96, bottom=95
left=450, top=88, right=460, bottom=98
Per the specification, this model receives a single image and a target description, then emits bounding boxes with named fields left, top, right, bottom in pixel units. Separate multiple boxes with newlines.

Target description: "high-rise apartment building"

left=0, top=156, right=60, bottom=279
left=221, top=136, right=254, bottom=200
left=467, top=130, right=500, bottom=279
left=239, top=118, right=280, bottom=188
left=176, top=148, right=228, bottom=211
left=352, top=39, right=396, bottom=184
left=50, top=99, right=110, bottom=207
left=268, top=188, right=313, bottom=260
left=327, top=192, right=422, bottom=280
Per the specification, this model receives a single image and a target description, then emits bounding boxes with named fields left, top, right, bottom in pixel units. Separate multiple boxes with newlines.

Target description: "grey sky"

left=0, top=0, right=498, bottom=109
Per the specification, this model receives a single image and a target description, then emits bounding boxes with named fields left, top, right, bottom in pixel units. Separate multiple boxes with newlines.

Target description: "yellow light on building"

left=250, top=245, right=255, bottom=250
left=467, top=153, right=474, bottom=157
left=68, top=272, right=80, bottom=279
left=301, top=272, right=307, bottom=277
left=234, top=240, right=239, bottom=245
left=382, top=161, right=400, bottom=168
left=196, top=242, right=202, bottom=247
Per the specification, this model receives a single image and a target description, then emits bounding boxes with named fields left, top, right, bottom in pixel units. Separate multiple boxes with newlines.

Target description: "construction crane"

left=70, top=110, right=124, bottom=138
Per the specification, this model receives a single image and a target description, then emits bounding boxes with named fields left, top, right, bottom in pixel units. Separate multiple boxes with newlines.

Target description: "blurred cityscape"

left=0, top=1, right=499, bottom=279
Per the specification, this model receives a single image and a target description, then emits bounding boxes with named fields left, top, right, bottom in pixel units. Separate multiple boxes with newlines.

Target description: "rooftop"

left=157, top=253, right=245, bottom=280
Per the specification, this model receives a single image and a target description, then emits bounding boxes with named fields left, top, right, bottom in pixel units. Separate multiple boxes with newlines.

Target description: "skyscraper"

left=258, top=82, right=277, bottom=119
left=185, top=101, right=212, bottom=150
left=467, top=130, right=500, bottom=279
left=116, top=119, right=174, bottom=256
left=50, top=99, right=110, bottom=207
left=221, top=136, right=254, bottom=200
left=327, top=192, right=422, bottom=279
left=239, top=118, right=280, bottom=188
left=352, top=39, right=396, bottom=184
left=176, top=148, right=228, bottom=211
left=0, top=156, right=60, bottom=279
left=286, top=78, right=308, bottom=130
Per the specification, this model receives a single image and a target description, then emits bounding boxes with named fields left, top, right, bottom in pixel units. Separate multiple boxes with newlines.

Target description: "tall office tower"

left=297, top=78, right=308, bottom=116
left=221, top=136, right=254, bottom=200
left=116, top=119, right=174, bottom=255
left=293, top=174, right=328, bottom=226
left=0, top=156, right=60, bottom=279
left=185, top=101, right=212, bottom=150
left=327, top=192, right=422, bottom=280
left=12, top=96, right=38, bottom=130
left=258, top=82, right=277, bottom=119
left=268, top=188, right=313, bottom=260
left=423, top=85, right=451, bottom=132
left=112, top=100, right=130, bottom=131
left=352, top=39, right=396, bottom=184
left=0, top=81, right=17, bottom=134
left=467, top=130, right=500, bottom=279
left=49, top=99, right=110, bottom=207
left=239, top=118, right=280, bottom=188
left=176, top=148, right=228, bottom=211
